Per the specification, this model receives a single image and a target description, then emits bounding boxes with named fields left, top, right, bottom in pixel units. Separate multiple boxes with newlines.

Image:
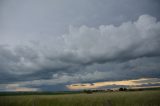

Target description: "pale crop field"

left=0, top=90, right=160, bottom=106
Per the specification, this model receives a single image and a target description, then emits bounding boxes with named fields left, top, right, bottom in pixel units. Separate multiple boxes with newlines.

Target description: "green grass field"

left=0, top=90, right=160, bottom=106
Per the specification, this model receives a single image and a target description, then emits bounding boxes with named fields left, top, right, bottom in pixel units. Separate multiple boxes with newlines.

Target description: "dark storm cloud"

left=0, top=15, right=160, bottom=85
left=0, top=0, right=160, bottom=91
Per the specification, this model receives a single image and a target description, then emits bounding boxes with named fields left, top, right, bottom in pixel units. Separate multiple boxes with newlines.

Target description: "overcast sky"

left=0, top=0, right=160, bottom=91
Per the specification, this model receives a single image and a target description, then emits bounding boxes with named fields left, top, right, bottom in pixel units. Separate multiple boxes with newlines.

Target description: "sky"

left=0, top=0, right=160, bottom=91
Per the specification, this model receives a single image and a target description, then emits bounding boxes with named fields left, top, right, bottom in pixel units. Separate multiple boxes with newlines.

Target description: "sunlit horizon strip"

left=66, top=78, right=160, bottom=90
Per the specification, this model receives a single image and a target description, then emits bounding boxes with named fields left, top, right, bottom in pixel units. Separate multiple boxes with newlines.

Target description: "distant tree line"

left=83, top=89, right=106, bottom=94
left=83, top=88, right=128, bottom=94
left=119, top=88, right=127, bottom=91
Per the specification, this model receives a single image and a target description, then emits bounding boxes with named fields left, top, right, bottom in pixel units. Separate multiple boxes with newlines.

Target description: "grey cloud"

left=61, top=15, right=160, bottom=64
left=1, top=0, right=160, bottom=37
left=1, top=0, right=160, bottom=91
left=0, top=15, right=160, bottom=90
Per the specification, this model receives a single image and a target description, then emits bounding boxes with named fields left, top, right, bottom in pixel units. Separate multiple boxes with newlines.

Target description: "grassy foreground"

left=0, top=90, right=160, bottom=106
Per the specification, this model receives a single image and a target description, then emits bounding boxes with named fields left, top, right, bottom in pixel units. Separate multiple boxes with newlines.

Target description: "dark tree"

left=119, top=88, right=124, bottom=91
left=83, top=90, right=93, bottom=94
left=119, top=87, right=127, bottom=91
